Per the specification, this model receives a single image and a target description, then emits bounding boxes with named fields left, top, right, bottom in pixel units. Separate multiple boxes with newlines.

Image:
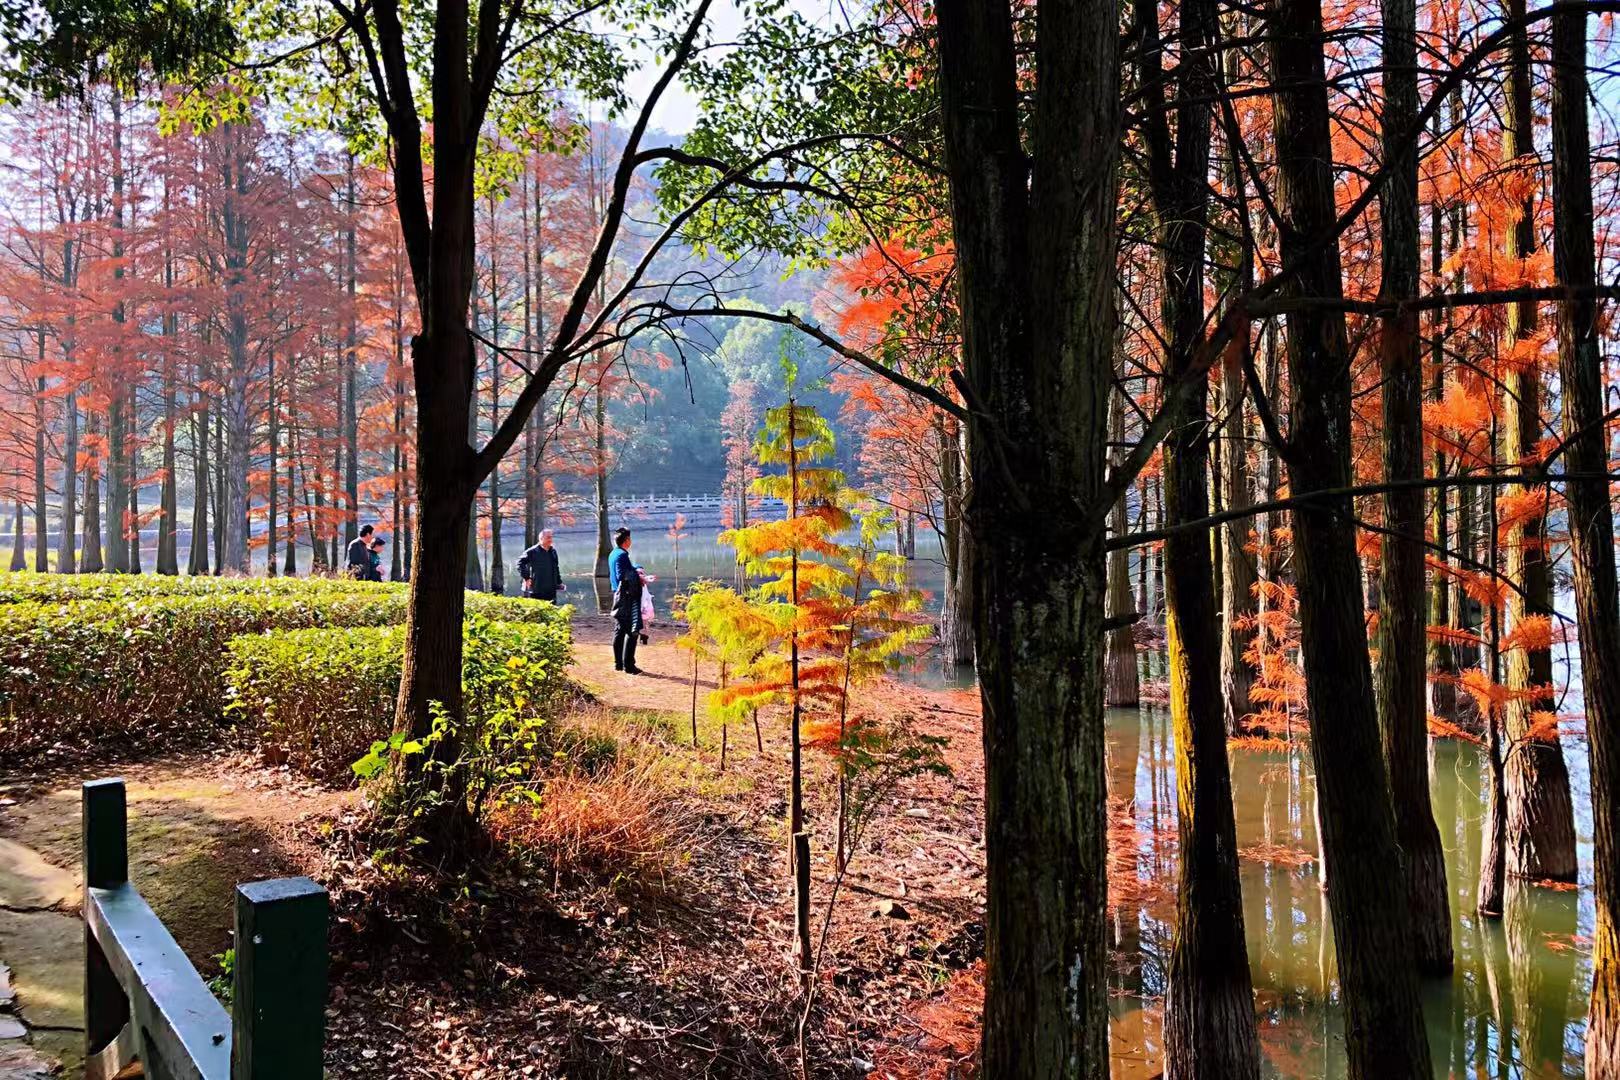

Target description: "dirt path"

left=0, top=614, right=1000, bottom=1077
left=0, top=755, right=354, bottom=1075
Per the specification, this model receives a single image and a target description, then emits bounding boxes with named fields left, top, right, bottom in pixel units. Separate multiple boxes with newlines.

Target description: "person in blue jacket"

left=608, top=528, right=643, bottom=674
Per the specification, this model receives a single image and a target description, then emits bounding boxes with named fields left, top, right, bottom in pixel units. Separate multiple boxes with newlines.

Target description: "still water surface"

left=543, top=525, right=1594, bottom=1076
left=1105, top=697, right=1594, bottom=1078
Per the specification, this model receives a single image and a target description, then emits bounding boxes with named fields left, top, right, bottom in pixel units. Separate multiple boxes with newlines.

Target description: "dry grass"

left=487, top=757, right=699, bottom=895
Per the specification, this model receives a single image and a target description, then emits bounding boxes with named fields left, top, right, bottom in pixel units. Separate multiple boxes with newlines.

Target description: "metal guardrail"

left=81, top=778, right=328, bottom=1079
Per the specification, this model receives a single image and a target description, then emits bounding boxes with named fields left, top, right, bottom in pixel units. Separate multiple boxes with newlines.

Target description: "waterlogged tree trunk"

left=1218, top=343, right=1256, bottom=731
left=1136, top=0, right=1261, bottom=1066
left=1374, top=0, right=1451, bottom=976
left=1546, top=12, right=1620, bottom=1068
left=1268, top=0, right=1433, bottom=1070
left=1497, top=0, right=1578, bottom=884
left=934, top=0, right=1120, bottom=1070
left=1106, top=393, right=1138, bottom=707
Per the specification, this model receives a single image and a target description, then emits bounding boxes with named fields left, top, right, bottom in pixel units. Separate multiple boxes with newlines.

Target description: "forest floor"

left=0, top=612, right=1157, bottom=1078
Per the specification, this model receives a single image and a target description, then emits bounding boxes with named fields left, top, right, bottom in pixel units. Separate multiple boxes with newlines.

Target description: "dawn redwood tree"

left=1496, top=0, right=1578, bottom=885
left=1374, top=0, right=1451, bottom=975
left=1546, top=5, right=1620, bottom=1069
left=1133, top=0, right=1261, bottom=1067
left=932, top=0, right=1125, bottom=1069
left=1267, top=0, right=1433, bottom=1067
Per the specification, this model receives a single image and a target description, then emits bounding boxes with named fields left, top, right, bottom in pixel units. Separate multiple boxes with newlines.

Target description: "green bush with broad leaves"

left=349, top=617, right=572, bottom=835
left=230, top=615, right=571, bottom=786
left=0, top=572, right=571, bottom=764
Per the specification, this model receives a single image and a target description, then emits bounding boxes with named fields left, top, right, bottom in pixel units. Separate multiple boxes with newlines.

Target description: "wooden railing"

left=81, top=778, right=329, bottom=1079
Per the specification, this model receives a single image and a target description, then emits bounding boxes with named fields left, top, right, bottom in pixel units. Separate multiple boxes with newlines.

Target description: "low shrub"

left=224, top=625, right=405, bottom=780
left=0, top=575, right=571, bottom=764
left=0, top=570, right=572, bottom=629
left=0, top=591, right=404, bottom=760
left=228, top=615, right=573, bottom=783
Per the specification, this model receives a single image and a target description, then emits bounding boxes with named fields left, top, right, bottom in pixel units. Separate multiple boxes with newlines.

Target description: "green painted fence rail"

left=81, top=778, right=329, bottom=1080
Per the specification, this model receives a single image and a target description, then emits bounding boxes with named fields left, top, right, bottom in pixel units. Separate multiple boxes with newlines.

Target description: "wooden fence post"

left=231, top=877, right=329, bottom=1079
left=82, top=779, right=129, bottom=1058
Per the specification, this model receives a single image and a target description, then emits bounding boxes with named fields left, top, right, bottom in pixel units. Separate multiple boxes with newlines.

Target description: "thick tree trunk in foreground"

left=1269, top=0, right=1433, bottom=1069
left=935, top=0, right=1120, bottom=1070
left=1546, top=10, right=1620, bottom=1070
left=1374, top=0, right=1451, bottom=977
left=1499, top=0, right=1578, bottom=884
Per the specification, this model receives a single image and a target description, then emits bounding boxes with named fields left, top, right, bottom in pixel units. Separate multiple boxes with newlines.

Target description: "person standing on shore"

left=609, top=528, right=643, bottom=674
left=519, top=529, right=565, bottom=602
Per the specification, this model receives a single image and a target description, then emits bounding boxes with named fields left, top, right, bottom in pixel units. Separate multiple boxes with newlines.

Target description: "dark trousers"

left=614, top=608, right=642, bottom=671
left=530, top=588, right=557, bottom=603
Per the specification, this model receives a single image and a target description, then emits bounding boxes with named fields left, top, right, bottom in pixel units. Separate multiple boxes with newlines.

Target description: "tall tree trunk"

left=934, top=0, right=1120, bottom=1069
left=59, top=391, right=78, bottom=574
left=1496, top=0, right=1579, bottom=884
left=213, top=407, right=226, bottom=572
left=188, top=399, right=210, bottom=576
left=393, top=341, right=405, bottom=582
left=1106, top=391, right=1138, bottom=707
left=82, top=412, right=103, bottom=573
left=1136, top=0, right=1261, bottom=1066
left=1218, top=344, right=1257, bottom=731
left=157, top=191, right=179, bottom=576
left=106, top=91, right=129, bottom=574
left=284, top=424, right=298, bottom=577
left=465, top=372, right=484, bottom=591
left=487, top=222, right=505, bottom=595
left=33, top=366, right=47, bottom=572
left=128, top=387, right=141, bottom=573
left=1374, top=0, right=1452, bottom=977
left=1546, top=10, right=1620, bottom=1067
left=10, top=502, right=25, bottom=571
left=1426, top=132, right=1457, bottom=719
left=594, top=383, right=611, bottom=577
left=401, top=452, right=413, bottom=581
left=941, top=417, right=976, bottom=666
left=267, top=351, right=279, bottom=576
left=520, top=165, right=539, bottom=549
left=159, top=359, right=178, bottom=574
left=344, top=151, right=360, bottom=548
left=1269, top=0, right=1433, bottom=1069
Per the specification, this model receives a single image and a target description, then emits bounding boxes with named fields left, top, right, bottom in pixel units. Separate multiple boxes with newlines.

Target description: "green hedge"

left=0, top=571, right=569, bottom=629
left=0, top=575, right=571, bottom=763
left=225, top=618, right=572, bottom=782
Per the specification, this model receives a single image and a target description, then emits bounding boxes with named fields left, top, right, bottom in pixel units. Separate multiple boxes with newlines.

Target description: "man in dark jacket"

left=609, top=527, right=642, bottom=674
left=345, top=524, right=375, bottom=579
left=518, top=529, right=565, bottom=602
